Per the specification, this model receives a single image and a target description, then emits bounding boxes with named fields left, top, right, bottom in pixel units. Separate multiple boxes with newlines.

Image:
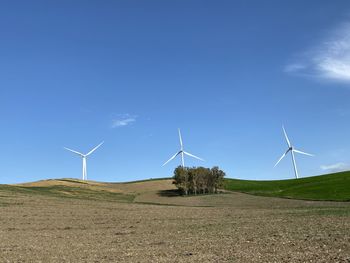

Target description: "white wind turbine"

left=274, top=126, right=313, bottom=179
left=163, top=129, right=204, bottom=168
left=64, top=141, right=104, bottom=180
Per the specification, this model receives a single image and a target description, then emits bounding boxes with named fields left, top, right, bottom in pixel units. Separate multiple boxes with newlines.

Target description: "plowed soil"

left=0, top=179, right=349, bottom=262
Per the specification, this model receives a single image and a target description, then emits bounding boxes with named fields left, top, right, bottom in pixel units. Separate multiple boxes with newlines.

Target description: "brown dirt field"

left=18, top=178, right=176, bottom=196
left=0, top=179, right=349, bottom=262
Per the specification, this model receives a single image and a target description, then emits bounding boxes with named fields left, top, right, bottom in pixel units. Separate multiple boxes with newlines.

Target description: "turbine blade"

left=183, top=151, right=204, bottom=161
left=274, top=149, right=290, bottom=167
left=282, top=125, right=291, bottom=147
left=86, top=141, right=104, bottom=156
left=293, top=149, right=314, bottom=157
left=178, top=128, right=183, bottom=148
left=64, top=147, right=84, bottom=156
left=162, top=151, right=181, bottom=166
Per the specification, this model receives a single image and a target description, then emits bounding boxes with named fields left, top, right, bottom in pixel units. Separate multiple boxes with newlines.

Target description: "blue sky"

left=1, top=0, right=350, bottom=184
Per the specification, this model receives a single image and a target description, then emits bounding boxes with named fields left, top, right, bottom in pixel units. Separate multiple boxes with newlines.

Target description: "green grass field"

left=223, top=171, right=350, bottom=201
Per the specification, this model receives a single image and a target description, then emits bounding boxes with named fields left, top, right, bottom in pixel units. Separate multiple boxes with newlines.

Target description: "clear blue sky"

left=1, top=0, right=350, bottom=184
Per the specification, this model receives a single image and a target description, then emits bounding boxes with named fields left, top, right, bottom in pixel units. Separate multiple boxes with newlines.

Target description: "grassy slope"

left=223, top=171, right=350, bottom=201
left=0, top=178, right=175, bottom=203
left=0, top=179, right=135, bottom=202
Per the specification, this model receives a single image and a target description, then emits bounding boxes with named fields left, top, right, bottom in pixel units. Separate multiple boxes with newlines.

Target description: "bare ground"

left=0, top=180, right=349, bottom=262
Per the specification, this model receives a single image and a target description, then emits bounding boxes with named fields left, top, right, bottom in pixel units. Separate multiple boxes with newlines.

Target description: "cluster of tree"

left=173, top=166, right=226, bottom=195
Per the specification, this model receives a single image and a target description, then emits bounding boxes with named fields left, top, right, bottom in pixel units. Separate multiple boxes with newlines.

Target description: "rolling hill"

left=223, top=171, right=350, bottom=201
left=0, top=171, right=349, bottom=203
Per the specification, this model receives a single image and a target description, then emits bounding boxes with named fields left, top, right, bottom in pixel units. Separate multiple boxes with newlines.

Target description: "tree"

left=173, top=166, right=226, bottom=195
left=173, top=166, right=189, bottom=195
left=211, top=166, right=225, bottom=193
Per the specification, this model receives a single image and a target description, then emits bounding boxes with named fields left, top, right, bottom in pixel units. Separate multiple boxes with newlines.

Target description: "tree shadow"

left=157, top=189, right=182, bottom=197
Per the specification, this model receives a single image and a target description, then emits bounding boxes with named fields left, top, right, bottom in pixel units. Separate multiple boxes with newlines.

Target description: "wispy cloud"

left=111, top=114, right=137, bottom=128
left=285, top=22, right=350, bottom=83
left=320, top=162, right=350, bottom=172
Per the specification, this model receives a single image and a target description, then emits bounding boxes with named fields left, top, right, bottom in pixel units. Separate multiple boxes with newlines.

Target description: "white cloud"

left=286, top=22, right=350, bottom=83
left=320, top=162, right=350, bottom=172
left=111, top=114, right=137, bottom=128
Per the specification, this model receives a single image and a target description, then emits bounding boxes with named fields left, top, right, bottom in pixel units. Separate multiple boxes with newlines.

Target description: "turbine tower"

left=274, top=126, right=313, bottom=179
left=64, top=141, right=104, bottom=180
left=163, top=129, right=204, bottom=168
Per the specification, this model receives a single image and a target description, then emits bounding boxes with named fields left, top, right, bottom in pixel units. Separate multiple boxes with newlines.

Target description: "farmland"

left=0, top=178, right=349, bottom=262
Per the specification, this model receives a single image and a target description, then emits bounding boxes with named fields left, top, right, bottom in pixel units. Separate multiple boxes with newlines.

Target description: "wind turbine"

left=64, top=141, right=104, bottom=180
left=274, top=126, right=313, bottom=179
left=163, top=129, right=204, bottom=168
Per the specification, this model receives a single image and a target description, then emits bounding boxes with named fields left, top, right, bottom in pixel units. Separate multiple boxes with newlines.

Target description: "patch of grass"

left=0, top=184, right=33, bottom=194
left=223, top=171, right=350, bottom=201
left=0, top=184, right=134, bottom=202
